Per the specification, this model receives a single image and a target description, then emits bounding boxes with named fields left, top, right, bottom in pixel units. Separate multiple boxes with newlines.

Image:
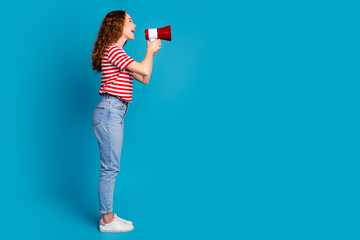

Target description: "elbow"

left=139, top=66, right=149, bottom=76
left=142, top=65, right=151, bottom=76
left=143, top=69, right=151, bottom=76
left=143, top=75, right=150, bottom=84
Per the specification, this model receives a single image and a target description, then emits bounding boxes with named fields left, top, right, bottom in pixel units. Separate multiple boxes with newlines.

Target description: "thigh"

left=93, top=102, right=124, bottom=170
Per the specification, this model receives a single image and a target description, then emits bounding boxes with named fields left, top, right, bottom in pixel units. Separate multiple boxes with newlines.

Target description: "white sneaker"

left=114, top=213, right=133, bottom=225
left=99, top=215, right=134, bottom=233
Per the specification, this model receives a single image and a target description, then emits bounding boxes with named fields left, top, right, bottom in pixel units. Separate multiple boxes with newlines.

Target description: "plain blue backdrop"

left=1, top=0, right=359, bottom=239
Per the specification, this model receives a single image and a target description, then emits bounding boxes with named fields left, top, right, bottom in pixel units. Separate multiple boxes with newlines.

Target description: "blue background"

left=1, top=0, right=359, bottom=239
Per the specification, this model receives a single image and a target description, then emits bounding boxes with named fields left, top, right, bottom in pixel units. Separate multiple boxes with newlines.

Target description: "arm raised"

left=126, top=40, right=161, bottom=83
left=126, top=52, right=152, bottom=76
left=132, top=72, right=148, bottom=84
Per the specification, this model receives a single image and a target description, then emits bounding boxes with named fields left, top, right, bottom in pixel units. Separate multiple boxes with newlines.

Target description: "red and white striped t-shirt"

left=99, top=43, right=135, bottom=102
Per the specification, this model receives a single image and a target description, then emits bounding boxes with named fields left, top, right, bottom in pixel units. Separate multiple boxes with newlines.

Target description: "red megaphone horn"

left=145, top=25, right=171, bottom=41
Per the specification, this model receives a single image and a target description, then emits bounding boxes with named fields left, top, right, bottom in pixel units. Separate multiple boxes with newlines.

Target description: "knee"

left=100, top=166, right=120, bottom=178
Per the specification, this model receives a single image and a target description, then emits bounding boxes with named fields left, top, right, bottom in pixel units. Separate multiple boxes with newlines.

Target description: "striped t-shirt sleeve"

left=107, top=46, right=134, bottom=71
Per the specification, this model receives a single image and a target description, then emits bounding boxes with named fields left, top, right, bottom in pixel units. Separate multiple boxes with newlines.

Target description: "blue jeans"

left=92, top=93, right=129, bottom=215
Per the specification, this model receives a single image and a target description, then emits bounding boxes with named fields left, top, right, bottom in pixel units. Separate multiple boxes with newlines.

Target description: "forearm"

left=142, top=74, right=151, bottom=84
left=141, top=50, right=153, bottom=76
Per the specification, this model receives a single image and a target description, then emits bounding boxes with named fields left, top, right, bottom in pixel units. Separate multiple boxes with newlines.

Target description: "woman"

left=91, top=10, right=161, bottom=232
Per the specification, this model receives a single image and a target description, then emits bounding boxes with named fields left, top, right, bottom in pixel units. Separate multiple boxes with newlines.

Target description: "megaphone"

left=145, top=25, right=171, bottom=41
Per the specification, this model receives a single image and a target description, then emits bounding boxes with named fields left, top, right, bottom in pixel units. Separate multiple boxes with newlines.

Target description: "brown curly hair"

left=91, top=10, right=127, bottom=73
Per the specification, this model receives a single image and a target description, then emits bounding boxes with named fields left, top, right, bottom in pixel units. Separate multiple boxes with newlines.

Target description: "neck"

left=116, top=36, right=127, bottom=48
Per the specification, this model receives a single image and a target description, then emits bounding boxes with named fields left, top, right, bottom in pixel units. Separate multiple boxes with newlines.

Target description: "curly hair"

left=91, top=10, right=127, bottom=73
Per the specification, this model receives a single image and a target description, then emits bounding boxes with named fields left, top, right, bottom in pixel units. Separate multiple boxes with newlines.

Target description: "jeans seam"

left=124, top=105, right=128, bottom=118
left=97, top=97, right=127, bottom=214
left=106, top=102, right=112, bottom=212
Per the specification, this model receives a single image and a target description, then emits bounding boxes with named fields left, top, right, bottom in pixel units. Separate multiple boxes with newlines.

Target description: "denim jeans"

left=92, top=93, right=129, bottom=215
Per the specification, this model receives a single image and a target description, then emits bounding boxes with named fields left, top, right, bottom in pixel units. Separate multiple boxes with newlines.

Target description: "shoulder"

left=108, top=44, right=128, bottom=57
left=109, top=43, right=125, bottom=52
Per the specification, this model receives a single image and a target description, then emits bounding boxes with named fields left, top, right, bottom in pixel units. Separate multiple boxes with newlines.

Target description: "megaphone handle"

left=150, top=38, right=156, bottom=42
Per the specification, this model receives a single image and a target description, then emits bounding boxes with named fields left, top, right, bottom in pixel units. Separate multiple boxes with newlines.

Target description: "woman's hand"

left=147, top=39, right=162, bottom=56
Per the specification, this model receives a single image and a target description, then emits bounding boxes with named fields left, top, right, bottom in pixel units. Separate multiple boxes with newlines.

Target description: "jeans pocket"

left=110, top=101, right=127, bottom=118
left=92, top=106, right=105, bottom=126
left=110, top=101, right=126, bottom=110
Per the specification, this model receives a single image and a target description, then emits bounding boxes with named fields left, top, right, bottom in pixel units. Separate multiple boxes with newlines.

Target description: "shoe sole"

left=99, top=229, right=133, bottom=233
left=99, top=226, right=134, bottom=233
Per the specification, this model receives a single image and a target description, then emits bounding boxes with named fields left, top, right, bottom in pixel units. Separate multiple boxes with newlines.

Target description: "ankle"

left=101, top=212, right=114, bottom=224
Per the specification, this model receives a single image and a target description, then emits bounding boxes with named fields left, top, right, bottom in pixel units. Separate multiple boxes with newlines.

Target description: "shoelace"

left=100, top=216, right=125, bottom=225
left=116, top=216, right=126, bottom=222
left=114, top=217, right=128, bottom=226
left=114, top=214, right=130, bottom=223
